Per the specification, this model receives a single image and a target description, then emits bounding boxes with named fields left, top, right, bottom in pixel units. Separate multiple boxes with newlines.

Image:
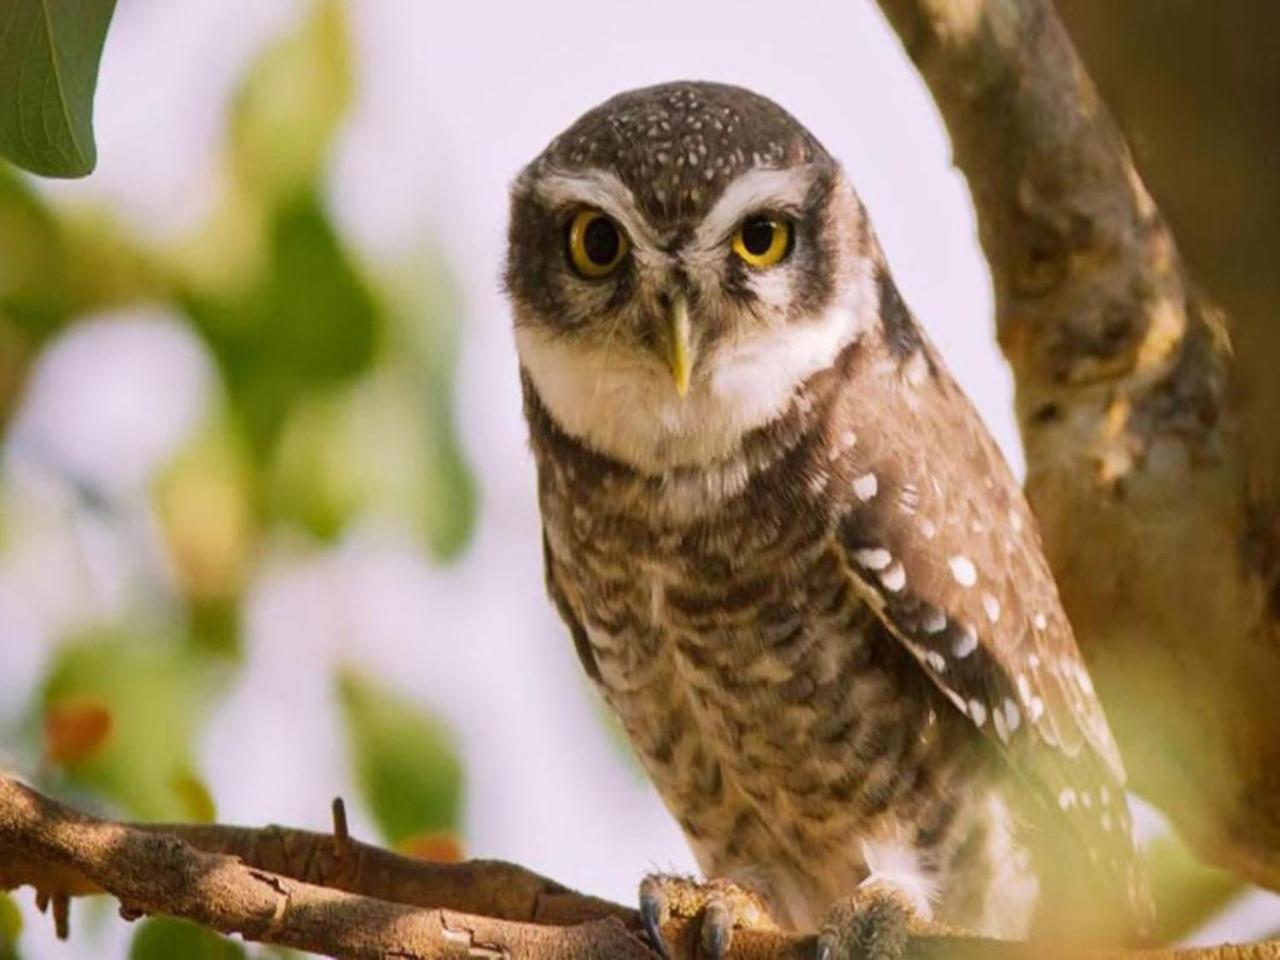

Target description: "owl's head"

left=506, top=82, right=878, bottom=473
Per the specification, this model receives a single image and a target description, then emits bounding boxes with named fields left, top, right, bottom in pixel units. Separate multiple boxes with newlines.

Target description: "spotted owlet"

left=505, top=82, right=1152, bottom=958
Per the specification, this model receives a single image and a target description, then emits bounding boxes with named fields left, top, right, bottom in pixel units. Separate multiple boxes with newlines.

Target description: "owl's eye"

left=732, top=215, right=793, bottom=268
left=567, top=209, right=629, bottom=278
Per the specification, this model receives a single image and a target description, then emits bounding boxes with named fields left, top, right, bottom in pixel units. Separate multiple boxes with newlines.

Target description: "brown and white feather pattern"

left=513, top=80, right=1151, bottom=946
left=830, top=274, right=1149, bottom=921
left=528, top=296, right=1151, bottom=936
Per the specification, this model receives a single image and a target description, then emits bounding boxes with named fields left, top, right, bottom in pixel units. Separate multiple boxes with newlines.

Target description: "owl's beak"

left=663, top=292, right=694, bottom=397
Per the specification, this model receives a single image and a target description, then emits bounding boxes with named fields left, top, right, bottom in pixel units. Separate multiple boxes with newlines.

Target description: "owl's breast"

left=534, top=399, right=1017, bottom=930
left=546, top=450, right=958, bottom=809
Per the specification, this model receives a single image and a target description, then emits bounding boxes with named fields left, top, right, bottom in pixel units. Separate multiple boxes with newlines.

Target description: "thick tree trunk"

left=874, top=0, right=1280, bottom=889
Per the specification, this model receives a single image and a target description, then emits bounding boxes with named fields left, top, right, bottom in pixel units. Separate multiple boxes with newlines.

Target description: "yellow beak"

left=664, top=292, right=693, bottom=397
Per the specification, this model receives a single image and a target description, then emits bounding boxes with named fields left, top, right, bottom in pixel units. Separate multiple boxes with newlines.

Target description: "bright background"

left=1, top=1, right=1274, bottom=956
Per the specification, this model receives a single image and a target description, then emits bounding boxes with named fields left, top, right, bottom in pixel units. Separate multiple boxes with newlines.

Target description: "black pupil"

left=741, top=217, right=778, bottom=256
left=582, top=216, right=620, bottom=266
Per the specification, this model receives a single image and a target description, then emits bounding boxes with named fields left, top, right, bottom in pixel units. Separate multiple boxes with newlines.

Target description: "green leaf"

left=376, top=251, right=478, bottom=561
left=268, top=387, right=363, bottom=540
left=256, top=192, right=379, bottom=385
left=229, top=0, right=351, bottom=203
left=129, top=918, right=245, bottom=960
left=154, top=414, right=254, bottom=657
left=0, top=0, right=117, bottom=177
left=1147, top=831, right=1247, bottom=942
left=39, top=633, right=221, bottom=820
left=0, top=892, right=21, bottom=956
left=187, top=189, right=379, bottom=460
left=0, top=163, right=69, bottom=330
left=337, top=669, right=464, bottom=846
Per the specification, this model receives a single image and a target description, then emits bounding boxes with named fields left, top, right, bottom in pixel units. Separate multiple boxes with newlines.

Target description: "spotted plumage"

left=507, top=81, right=1151, bottom=951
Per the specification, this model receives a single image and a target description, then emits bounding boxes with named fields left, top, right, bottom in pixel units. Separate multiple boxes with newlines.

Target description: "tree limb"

left=873, top=0, right=1280, bottom=891
left=2, top=774, right=1278, bottom=959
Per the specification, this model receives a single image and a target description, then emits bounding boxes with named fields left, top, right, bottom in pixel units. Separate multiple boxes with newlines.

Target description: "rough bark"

left=2, top=774, right=1276, bottom=959
left=1055, top=0, right=1280, bottom=514
left=874, top=0, right=1280, bottom=891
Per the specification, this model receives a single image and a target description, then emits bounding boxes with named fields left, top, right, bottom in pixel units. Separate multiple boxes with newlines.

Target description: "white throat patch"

left=517, top=278, right=874, bottom=474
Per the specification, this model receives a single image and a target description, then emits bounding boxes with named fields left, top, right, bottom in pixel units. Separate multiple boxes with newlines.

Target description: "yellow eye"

left=567, top=209, right=629, bottom=278
left=732, top=216, right=792, bottom=268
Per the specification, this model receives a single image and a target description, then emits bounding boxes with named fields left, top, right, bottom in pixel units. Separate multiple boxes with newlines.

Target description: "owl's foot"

left=639, top=874, right=776, bottom=960
left=815, top=880, right=938, bottom=960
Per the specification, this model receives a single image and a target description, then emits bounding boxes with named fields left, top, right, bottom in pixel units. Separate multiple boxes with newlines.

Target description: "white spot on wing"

left=951, top=625, right=978, bottom=658
left=1074, top=662, right=1097, bottom=696
left=1058, top=788, right=1077, bottom=810
left=922, top=608, right=947, bottom=635
left=1033, top=612, right=1048, bottom=631
left=925, top=651, right=946, bottom=672
left=904, top=350, right=929, bottom=387
left=880, top=562, right=907, bottom=592
left=968, top=699, right=988, bottom=727
left=949, top=555, right=977, bottom=587
left=919, top=518, right=937, bottom=539
left=982, top=593, right=1001, bottom=623
left=828, top=429, right=857, bottom=462
left=853, top=473, right=879, bottom=501
left=854, top=547, right=892, bottom=571
left=1003, top=699, right=1021, bottom=733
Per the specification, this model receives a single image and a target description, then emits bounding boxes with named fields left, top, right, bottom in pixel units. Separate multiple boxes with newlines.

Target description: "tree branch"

left=873, top=0, right=1280, bottom=891
left=2, top=774, right=1277, bottom=959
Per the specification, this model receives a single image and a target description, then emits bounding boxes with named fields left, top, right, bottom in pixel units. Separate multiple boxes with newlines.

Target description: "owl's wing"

left=828, top=274, right=1149, bottom=926
left=544, top=529, right=602, bottom=685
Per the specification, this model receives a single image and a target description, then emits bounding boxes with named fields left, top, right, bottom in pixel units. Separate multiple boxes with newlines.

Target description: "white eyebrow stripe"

left=531, top=169, right=660, bottom=249
left=693, top=165, right=820, bottom=250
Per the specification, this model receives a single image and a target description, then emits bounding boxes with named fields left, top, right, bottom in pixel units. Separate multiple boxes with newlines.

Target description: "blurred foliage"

left=1147, top=833, right=1248, bottom=943
left=0, top=165, right=70, bottom=330
left=230, top=0, right=351, bottom=205
left=39, top=634, right=223, bottom=822
left=0, top=166, right=68, bottom=422
left=43, top=697, right=113, bottom=766
left=154, top=420, right=254, bottom=656
left=0, top=0, right=117, bottom=177
left=0, top=893, right=19, bottom=960
left=128, top=918, right=245, bottom=960
left=0, top=10, right=480, bottom=954
left=2, top=0, right=475, bottom=894
left=185, top=187, right=379, bottom=460
left=337, top=670, right=464, bottom=851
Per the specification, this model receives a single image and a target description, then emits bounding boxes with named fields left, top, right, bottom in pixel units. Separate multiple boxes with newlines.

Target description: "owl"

left=505, top=82, right=1151, bottom=959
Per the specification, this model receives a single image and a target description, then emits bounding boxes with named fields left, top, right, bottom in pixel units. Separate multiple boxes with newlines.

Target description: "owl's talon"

left=701, top=895, right=733, bottom=959
left=638, top=874, right=774, bottom=959
left=639, top=876, right=673, bottom=960
left=815, top=882, right=920, bottom=960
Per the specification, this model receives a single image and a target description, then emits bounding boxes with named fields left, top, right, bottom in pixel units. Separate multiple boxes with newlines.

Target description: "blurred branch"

left=874, top=0, right=1280, bottom=891
left=1, top=775, right=1277, bottom=959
